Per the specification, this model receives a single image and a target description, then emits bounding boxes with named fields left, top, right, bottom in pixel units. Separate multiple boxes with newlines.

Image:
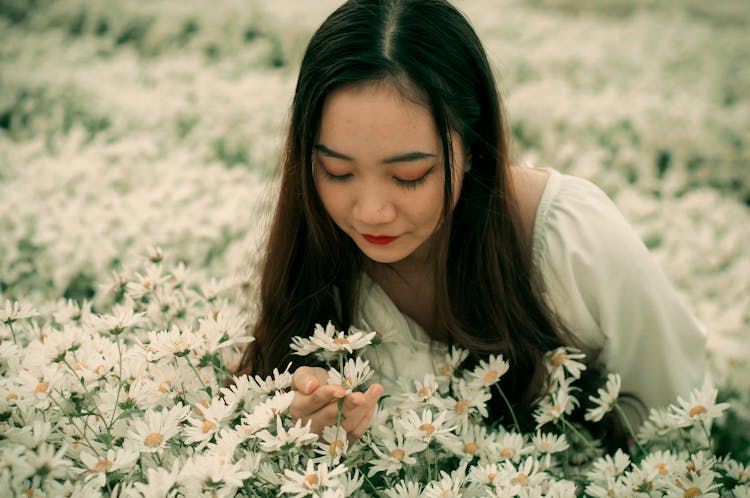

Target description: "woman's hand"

left=290, top=366, right=384, bottom=440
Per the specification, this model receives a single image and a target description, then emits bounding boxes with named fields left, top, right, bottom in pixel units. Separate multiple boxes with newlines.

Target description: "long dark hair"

left=237, top=0, right=633, bottom=446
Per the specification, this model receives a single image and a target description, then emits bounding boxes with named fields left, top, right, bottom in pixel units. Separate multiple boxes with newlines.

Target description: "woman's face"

left=313, top=80, right=467, bottom=268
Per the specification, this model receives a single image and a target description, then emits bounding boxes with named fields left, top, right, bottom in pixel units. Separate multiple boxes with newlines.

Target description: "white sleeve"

left=533, top=171, right=707, bottom=411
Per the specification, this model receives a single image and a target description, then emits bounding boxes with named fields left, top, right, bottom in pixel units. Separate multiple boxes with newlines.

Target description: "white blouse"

left=354, top=167, right=707, bottom=411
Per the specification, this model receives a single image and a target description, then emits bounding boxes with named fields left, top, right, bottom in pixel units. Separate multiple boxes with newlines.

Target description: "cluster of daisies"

left=0, top=253, right=748, bottom=497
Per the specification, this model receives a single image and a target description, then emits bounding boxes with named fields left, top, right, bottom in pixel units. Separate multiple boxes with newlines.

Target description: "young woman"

left=236, top=0, right=706, bottom=444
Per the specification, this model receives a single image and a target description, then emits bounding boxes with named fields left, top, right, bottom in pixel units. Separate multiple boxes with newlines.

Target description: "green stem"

left=62, top=358, right=110, bottom=445
left=185, top=356, right=209, bottom=394
left=8, top=322, right=17, bottom=344
left=494, top=384, right=521, bottom=433
left=614, top=402, right=647, bottom=456
left=700, top=421, right=714, bottom=453
left=560, top=416, right=595, bottom=453
left=108, top=335, right=124, bottom=430
left=331, top=353, right=345, bottom=467
left=49, top=390, right=101, bottom=457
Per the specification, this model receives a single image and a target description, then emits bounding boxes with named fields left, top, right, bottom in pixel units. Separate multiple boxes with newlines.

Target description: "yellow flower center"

left=144, top=432, right=163, bottom=448
left=455, top=399, right=471, bottom=415
left=419, top=423, right=436, bottom=436
left=464, top=442, right=478, bottom=454
left=688, top=405, right=707, bottom=417
left=683, top=487, right=702, bottom=497
left=607, top=490, right=615, bottom=498
left=333, top=337, right=349, bottom=346
left=329, top=440, right=345, bottom=455
left=656, top=463, right=668, bottom=476
left=511, top=473, right=529, bottom=486
left=440, top=365, right=451, bottom=376
left=540, top=441, right=552, bottom=451
left=94, top=459, right=113, bottom=473
left=417, top=387, right=431, bottom=398
left=500, top=448, right=514, bottom=458
left=487, top=472, right=496, bottom=481
left=158, top=380, right=172, bottom=393
left=74, top=361, right=88, bottom=370
left=34, top=381, right=49, bottom=394
left=7, top=392, right=18, bottom=401
left=483, top=370, right=498, bottom=383
left=201, top=420, right=216, bottom=433
left=303, top=474, right=319, bottom=488
left=551, top=351, right=567, bottom=367
left=390, top=449, right=405, bottom=460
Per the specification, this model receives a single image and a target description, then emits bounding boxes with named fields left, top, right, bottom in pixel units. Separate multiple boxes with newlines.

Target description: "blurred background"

left=0, top=0, right=748, bottom=367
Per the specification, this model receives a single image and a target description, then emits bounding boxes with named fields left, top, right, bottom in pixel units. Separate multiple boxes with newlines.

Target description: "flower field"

left=1, top=0, right=748, bottom=496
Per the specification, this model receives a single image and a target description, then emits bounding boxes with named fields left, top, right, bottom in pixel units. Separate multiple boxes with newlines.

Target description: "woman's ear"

left=463, top=152, right=472, bottom=174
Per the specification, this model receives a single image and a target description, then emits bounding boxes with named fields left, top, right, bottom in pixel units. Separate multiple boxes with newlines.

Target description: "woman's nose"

left=353, top=189, right=397, bottom=225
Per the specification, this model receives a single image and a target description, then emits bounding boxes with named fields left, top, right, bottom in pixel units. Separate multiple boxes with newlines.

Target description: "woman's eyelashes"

left=321, top=165, right=434, bottom=190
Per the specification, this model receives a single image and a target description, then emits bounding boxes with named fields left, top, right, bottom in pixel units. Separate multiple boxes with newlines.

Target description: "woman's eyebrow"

left=314, top=143, right=436, bottom=164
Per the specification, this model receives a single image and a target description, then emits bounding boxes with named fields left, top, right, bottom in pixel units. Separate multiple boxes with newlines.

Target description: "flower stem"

left=331, top=353, right=345, bottom=467
left=108, top=335, right=124, bottom=430
left=560, top=416, right=595, bottom=453
left=700, top=420, right=715, bottom=453
left=184, top=356, right=209, bottom=394
left=614, top=402, right=647, bottom=456
left=8, top=322, right=17, bottom=344
left=494, top=384, right=521, bottom=433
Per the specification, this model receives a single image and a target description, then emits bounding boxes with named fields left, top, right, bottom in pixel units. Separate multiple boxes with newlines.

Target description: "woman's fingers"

left=291, top=366, right=329, bottom=394
left=341, top=383, right=384, bottom=439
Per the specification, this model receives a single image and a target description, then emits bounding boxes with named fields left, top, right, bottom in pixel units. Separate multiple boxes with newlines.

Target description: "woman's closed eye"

left=321, top=166, right=434, bottom=190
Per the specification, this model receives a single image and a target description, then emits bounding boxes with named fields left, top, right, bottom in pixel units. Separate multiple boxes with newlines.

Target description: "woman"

left=236, top=0, right=706, bottom=445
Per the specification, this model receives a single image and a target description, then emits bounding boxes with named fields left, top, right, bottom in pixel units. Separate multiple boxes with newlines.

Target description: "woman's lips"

left=362, top=234, right=399, bottom=245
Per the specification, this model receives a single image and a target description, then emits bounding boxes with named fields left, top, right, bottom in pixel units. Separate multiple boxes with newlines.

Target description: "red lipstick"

left=363, top=234, right=398, bottom=245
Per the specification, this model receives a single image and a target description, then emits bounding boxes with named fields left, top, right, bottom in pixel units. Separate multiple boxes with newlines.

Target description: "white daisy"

left=0, top=299, right=39, bottom=324
left=125, top=404, right=190, bottom=453
left=493, top=432, right=528, bottom=463
left=397, top=408, right=456, bottom=445
left=585, top=373, right=621, bottom=422
left=586, top=449, right=631, bottom=483
left=544, top=347, right=587, bottom=384
left=424, top=471, right=465, bottom=498
left=383, top=480, right=422, bottom=498
left=184, top=398, right=235, bottom=447
left=281, top=460, right=347, bottom=497
left=531, top=431, right=569, bottom=455
left=313, top=425, right=350, bottom=462
left=468, top=354, right=510, bottom=387
left=126, top=263, right=169, bottom=299
left=500, top=456, right=547, bottom=490
left=444, top=422, right=492, bottom=460
left=585, top=478, right=633, bottom=498
left=467, top=462, right=504, bottom=486
left=92, top=304, right=144, bottom=336
left=664, top=472, right=720, bottom=498
left=238, top=391, right=295, bottom=437
left=327, top=356, right=373, bottom=394
left=310, top=322, right=377, bottom=355
left=179, top=453, right=253, bottom=496
left=435, top=346, right=469, bottom=390
left=368, top=433, right=427, bottom=476
left=434, top=380, right=491, bottom=423
left=533, top=381, right=579, bottom=428
left=639, top=450, right=680, bottom=481
left=400, top=373, right=439, bottom=408
left=79, top=447, right=139, bottom=487
left=255, top=416, right=318, bottom=452
left=669, top=378, right=730, bottom=429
